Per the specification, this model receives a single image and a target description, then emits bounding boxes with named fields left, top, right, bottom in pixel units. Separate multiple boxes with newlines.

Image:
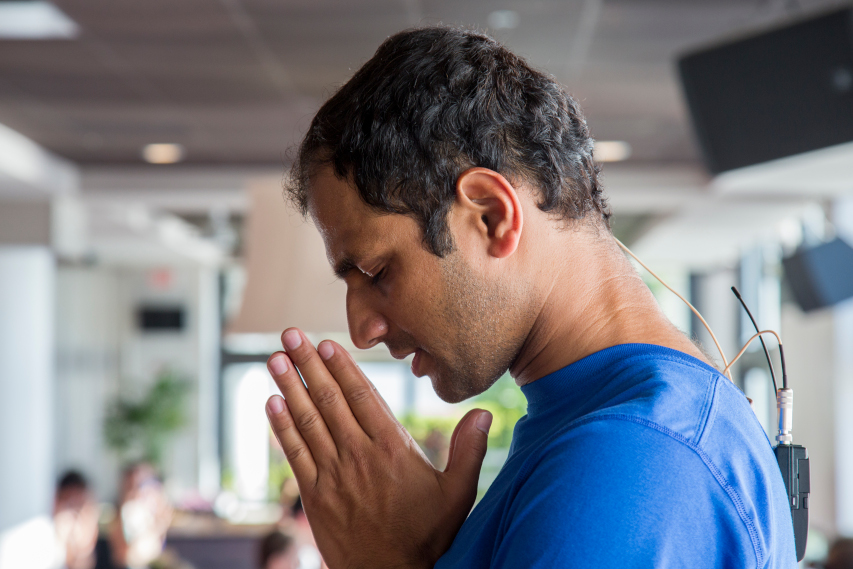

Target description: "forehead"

left=306, top=166, right=416, bottom=266
left=56, top=486, right=89, bottom=506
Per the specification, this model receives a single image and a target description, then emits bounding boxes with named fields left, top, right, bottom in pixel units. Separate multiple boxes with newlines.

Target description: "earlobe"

left=455, top=168, right=523, bottom=259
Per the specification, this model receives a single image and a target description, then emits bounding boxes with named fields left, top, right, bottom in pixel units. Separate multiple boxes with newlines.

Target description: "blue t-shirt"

left=436, top=344, right=797, bottom=568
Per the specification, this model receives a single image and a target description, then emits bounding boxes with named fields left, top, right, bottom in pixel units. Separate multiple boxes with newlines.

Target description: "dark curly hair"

left=287, top=26, right=610, bottom=256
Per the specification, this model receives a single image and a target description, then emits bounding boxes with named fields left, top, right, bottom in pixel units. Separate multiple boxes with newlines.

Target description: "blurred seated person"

left=258, top=531, right=299, bottom=569
left=814, top=538, right=853, bottom=569
left=108, top=463, right=172, bottom=569
left=278, top=479, right=323, bottom=569
left=53, top=470, right=100, bottom=569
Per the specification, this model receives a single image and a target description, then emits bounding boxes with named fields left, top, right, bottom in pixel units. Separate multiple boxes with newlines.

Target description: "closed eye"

left=370, top=267, right=387, bottom=286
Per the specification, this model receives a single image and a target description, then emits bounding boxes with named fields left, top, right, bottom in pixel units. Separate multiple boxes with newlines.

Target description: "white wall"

left=0, top=247, right=54, bottom=532
left=54, top=264, right=220, bottom=503
left=115, top=266, right=201, bottom=499
left=782, top=303, right=837, bottom=536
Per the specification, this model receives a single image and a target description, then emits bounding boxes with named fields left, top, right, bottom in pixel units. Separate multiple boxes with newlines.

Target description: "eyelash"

left=370, top=268, right=386, bottom=286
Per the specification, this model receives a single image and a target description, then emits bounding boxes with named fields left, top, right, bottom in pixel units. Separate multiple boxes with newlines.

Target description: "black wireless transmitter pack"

left=616, top=241, right=811, bottom=561
left=732, top=287, right=809, bottom=561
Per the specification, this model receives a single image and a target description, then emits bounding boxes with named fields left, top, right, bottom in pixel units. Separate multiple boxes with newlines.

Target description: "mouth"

left=411, top=348, right=425, bottom=377
left=388, top=348, right=426, bottom=377
left=389, top=350, right=414, bottom=361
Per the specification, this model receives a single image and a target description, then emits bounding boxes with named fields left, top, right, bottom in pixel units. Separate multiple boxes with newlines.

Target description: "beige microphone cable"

left=614, top=238, right=733, bottom=382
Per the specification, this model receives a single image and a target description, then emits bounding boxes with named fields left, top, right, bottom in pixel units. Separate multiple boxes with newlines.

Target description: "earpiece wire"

left=722, top=330, right=784, bottom=377
left=614, top=238, right=733, bottom=382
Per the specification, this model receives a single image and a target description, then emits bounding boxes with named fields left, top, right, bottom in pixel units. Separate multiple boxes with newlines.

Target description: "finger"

left=266, top=395, right=318, bottom=485
left=281, top=329, right=367, bottom=445
left=444, top=409, right=491, bottom=502
left=267, top=351, right=338, bottom=462
left=317, top=339, right=400, bottom=438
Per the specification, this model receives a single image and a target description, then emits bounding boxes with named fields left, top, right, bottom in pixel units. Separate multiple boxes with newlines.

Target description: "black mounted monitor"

left=782, top=237, right=853, bottom=312
left=678, top=7, right=853, bottom=174
left=137, top=306, right=185, bottom=331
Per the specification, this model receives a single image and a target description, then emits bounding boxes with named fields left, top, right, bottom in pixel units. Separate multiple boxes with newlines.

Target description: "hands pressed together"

left=266, top=328, right=492, bottom=569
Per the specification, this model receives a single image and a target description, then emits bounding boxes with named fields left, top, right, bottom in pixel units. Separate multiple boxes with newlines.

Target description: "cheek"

left=379, top=276, right=443, bottom=341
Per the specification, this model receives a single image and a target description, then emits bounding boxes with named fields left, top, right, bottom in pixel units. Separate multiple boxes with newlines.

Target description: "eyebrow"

left=333, top=255, right=359, bottom=279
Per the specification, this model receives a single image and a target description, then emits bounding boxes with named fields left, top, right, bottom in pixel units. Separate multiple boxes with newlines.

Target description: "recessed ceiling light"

left=488, top=10, right=520, bottom=30
left=142, top=143, right=185, bottom=165
left=0, top=1, right=79, bottom=40
left=593, top=141, right=632, bottom=162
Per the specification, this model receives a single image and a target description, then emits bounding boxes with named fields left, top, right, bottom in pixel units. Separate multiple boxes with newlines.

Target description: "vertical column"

left=196, top=266, right=221, bottom=499
left=833, top=198, right=853, bottom=536
left=54, top=266, right=121, bottom=502
left=689, top=268, right=739, bottom=374
left=0, top=247, right=55, bottom=532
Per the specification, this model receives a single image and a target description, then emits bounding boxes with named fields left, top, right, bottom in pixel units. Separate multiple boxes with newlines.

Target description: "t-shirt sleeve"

left=490, top=419, right=756, bottom=568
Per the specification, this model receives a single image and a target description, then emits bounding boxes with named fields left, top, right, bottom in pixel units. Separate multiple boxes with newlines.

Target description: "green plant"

left=104, top=370, right=191, bottom=468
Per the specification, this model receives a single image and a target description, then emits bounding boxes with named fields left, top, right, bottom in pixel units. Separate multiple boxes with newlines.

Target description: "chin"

left=428, top=370, right=490, bottom=404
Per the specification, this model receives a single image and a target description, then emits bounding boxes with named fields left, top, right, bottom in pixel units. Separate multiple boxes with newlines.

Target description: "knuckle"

left=321, top=467, right=343, bottom=492
left=340, top=432, right=365, bottom=456
left=313, top=385, right=340, bottom=409
left=346, top=445, right=372, bottom=473
left=296, top=410, right=323, bottom=432
left=285, top=443, right=309, bottom=464
left=345, top=386, right=373, bottom=405
left=375, top=434, right=401, bottom=457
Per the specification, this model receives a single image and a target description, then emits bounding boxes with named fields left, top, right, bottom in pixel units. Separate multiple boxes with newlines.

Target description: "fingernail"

left=318, top=341, right=334, bottom=361
left=269, top=354, right=288, bottom=376
left=476, top=412, right=493, bottom=434
left=283, top=329, right=302, bottom=351
left=267, top=396, right=285, bottom=415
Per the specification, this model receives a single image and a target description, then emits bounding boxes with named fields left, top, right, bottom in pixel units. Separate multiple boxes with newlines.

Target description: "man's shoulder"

left=520, top=411, right=718, bottom=490
left=492, top=415, right=763, bottom=568
left=505, top=362, right=790, bottom=569
left=519, top=357, right=773, bottom=510
left=564, top=347, right=730, bottom=447
left=442, top=349, right=795, bottom=569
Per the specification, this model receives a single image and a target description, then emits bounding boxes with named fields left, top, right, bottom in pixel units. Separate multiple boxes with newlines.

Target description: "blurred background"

left=1, top=0, right=852, bottom=568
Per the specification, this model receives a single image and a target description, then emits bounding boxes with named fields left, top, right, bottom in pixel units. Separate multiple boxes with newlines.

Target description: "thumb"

left=444, top=409, right=492, bottom=498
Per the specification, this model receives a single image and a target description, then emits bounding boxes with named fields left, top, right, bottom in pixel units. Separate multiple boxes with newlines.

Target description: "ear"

left=453, top=168, right=523, bottom=259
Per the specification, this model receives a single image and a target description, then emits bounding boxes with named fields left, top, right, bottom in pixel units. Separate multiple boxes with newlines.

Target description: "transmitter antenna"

left=731, top=286, right=778, bottom=393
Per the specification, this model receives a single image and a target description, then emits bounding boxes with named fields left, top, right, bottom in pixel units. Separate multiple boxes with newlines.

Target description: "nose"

left=346, top=287, right=389, bottom=349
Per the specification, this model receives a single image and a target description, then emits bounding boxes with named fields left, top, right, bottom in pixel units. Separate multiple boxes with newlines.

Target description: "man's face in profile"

left=307, top=166, right=527, bottom=402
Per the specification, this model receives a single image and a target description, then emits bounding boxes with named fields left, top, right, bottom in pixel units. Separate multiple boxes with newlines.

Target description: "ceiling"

left=0, top=0, right=847, bottom=167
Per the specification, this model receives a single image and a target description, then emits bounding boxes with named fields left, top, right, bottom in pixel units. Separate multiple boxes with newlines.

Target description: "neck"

left=509, top=227, right=711, bottom=386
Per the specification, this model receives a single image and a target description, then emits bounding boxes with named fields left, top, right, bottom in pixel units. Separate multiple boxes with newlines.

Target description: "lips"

left=411, top=349, right=425, bottom=377
left=388, top=348, right=426, bottom=376
left=389, top=350, right=413, bottom=361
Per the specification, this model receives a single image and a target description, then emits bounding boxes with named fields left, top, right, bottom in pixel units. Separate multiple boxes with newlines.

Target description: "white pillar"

left=833, top=198, right=853, bottom=536
left=0, top=246, right=55, bottom=532
left=196, top=267, right=221, bottom=499
left=689, top=268, right=739, bottom=372
left=54, top=266, right=121, bottom=501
